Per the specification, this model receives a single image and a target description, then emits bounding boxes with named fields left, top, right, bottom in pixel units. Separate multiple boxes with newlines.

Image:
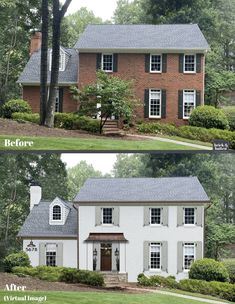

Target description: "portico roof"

left=85, top=233, right=128, bottom=242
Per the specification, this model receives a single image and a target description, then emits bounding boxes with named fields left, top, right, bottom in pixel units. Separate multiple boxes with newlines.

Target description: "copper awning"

left=85, top=233, right=128, bottom=242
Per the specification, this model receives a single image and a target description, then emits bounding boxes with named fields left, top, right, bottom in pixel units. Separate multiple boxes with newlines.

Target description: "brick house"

left=18, top=24, right=209, bottom=125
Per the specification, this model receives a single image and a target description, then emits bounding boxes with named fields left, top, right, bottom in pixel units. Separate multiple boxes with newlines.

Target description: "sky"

left=61, top=153, right=118, bottom=174
left=63, top=0, right=119, bottom=20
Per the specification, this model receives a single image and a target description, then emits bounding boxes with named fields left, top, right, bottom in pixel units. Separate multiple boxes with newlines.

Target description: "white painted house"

left=18, top=177, right=210, bottom=282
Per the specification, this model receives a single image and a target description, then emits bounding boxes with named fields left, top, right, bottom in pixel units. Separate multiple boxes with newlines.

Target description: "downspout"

left=203, top=202, right=212, bottom=257
left=73, top=203, right=79, bottom=269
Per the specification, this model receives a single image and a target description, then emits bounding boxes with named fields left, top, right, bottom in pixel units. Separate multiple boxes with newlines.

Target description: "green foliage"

left=222, top=107, right=235, bottom=131
left=4, top=251, right=30, bottom=272
left=189, top=106, right=229, bottom=130
left=1, top=99, right=32, bottom=118
left=189, top=259, right=229, bottom=282
left=222, top=259, right=235, bottom=283
left=12, top=113, right=40, bottom=124
left=13, top=266, right=64, bottom=282
left=112, top=154, right=145, bottom=177
left=113, top=0, right=144, bottom=24
left=73, top=116, right=100, bottom=133
left=137, top=274, right=179, bottom=289
left=54, top=113, right=77, bottom=129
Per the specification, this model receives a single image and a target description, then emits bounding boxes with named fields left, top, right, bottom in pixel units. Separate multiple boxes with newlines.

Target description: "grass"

left=157, top=134, right=212, bottom=147
left=0, top=291, right=220, bottom=304
left=0, top=135, right=207, bottom=151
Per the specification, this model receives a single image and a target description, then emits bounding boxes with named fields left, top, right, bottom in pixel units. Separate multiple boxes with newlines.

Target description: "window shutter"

left=196, top=207, right=203, bottom=227
left=178, top=90, right=183, bottom=119
left=143, top=207, right=150, bottom=226
left=162, top=54, right=167, bottom=73
left=93, top=242, right=101, bottom=271
left=144, top=89, right=149, bottom=118
left=96, top=53, right=102, bottom=70
left=39, top=243, right=46, bottom=266
left=113, top=207, right=120, bottom=226
left=59, top=88, right=63, bottom=113
left=143, top=241, right=149, bottom=271
left=145, top=54, right=150, bottom=73
left=196, top=54, right=202, bottom=73
left=112, top=242, right=120, bottom=271
left=179, top=54, right=184, bottom=73
left=113, top=54, right=118, bottom=72
left=177, top=241, right=183, bottom=273
left=162, top=207, right=168, bottom=226
left=161, top=241, right=168, bottom=272
left=56, top=243, right=63, bottom=267
left=196, top=241, right=203, bottom=260
left=161, top=89, right=166, bottom=119
left=177, top=206, right=184, bottom=226
left=95, top=207, right=101, bottom=226
left=196, top=91, right=201, bottom=107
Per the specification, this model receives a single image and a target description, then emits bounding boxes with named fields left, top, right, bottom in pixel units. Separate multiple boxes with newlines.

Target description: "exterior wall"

left=23, top=239, right=77, bottom=268
left=79, top=205, right=204, bottom=282
left=78, top=53, right=205, bottom=126
left=22, top=86, right=77, bottom=113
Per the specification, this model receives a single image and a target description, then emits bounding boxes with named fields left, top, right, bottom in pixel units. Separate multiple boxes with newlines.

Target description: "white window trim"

left=101, top=207, right=113, bottom=225
left=45, top=243, right=57, bottom=266
left=184, top=207, right=196, bottom=226
left=150, top=54, right=162, bottom=73
left=149, top=89, right=162, bottom=118
left=101, top=54, right=113, bottom=72
left=149, top=208, right=162, bottom=226
left=183, top=243, right=196, bottom=271
left=184, top=54, right=196, bottom=74
left=149, top=243, right=161, bottom=271
left=183, top=90, right=196, bottom=120
left=49, top=49, right=66, bottom=72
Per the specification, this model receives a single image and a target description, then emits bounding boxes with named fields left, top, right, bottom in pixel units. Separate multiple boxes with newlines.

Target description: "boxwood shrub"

left=222, top=107, right=235, bottom=131
left=4, top=251, right=30, bottom=272
left=222, top=259, right=235, bottom=283
left=137, top=274, right=179, bottom=289
left=1, top=99, right=32, bottom=118
left=12, top=113, right=40, bottom=124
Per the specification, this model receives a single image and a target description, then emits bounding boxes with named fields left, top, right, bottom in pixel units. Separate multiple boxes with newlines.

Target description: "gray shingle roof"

left=17, top=48, right=78, bottom=85
left=75, top=24, right=209, bottom=51
left=74, top=177, right=209, bottom=203
left=18, top=199, right=77, bottom=238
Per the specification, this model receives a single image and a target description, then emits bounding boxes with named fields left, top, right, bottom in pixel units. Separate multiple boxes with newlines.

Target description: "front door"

left=100, top=243, right=112, bottom=271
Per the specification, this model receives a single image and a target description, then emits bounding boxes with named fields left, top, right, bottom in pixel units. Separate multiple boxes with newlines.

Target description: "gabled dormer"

left=49, top=47, right=70, bottom=72
left=49, top=197, right=70, bottom=225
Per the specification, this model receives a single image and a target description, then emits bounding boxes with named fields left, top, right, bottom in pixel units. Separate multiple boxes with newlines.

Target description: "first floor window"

left=150, top=208, right=161, bottom=225
left=184, top=55, right=196, bottom=72
left=184, top=208, right=195, bottom=225
left=183, top=90, right=195, bottom=119
left=150, top=243, right=161, bottom=270
left=150, top=55, right=162, bottom=72
left=184, top=243, right=195, bottom=270
left=46, top=244, right=57, bottom=266
left=53, top=205, right=62, bottom=220
left=149, top=89, right=161, bottom=118
left=102, top=208, right=113, bottom=224
left=102, top=54, right=113, bottom=72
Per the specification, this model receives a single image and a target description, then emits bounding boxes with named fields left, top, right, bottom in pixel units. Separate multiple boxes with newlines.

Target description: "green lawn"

left=0, top=135, right=206, bottom=151
left=0, top=291, right=218, bottom=304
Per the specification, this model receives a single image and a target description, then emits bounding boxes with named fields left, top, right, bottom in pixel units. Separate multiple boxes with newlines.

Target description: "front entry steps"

left=102, top=272, right=128, bottom=287
left=103, top=120, right=123, bottom=135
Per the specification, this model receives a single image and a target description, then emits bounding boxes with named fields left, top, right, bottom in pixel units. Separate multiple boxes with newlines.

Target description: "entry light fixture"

left=115, top=248, right=119, bottom=256
left=93, top=248, right=97, bottom=256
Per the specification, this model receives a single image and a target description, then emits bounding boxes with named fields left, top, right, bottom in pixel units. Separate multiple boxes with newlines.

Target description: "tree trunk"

left=40, top=0, right=49, bottom=125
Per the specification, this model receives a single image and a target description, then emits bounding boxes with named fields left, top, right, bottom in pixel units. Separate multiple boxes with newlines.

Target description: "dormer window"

left=53, top=205, right=61, bottom=220
left=49, top=49, right=66, bottom=72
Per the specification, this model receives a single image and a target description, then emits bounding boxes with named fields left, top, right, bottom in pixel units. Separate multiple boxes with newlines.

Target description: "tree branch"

left=60, top=0, right=72, bottom=19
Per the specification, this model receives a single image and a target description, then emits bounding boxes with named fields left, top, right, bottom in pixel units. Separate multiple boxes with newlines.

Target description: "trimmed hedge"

left=137, top=274, right=179, bottom=289
left=4, top=252, right=30, bottom=272
left=222, top=107, right=235, bottom=131
left=1, top=99, right=32, bottom=118
left=189, top=106, right=229, bottom=130
left=189, top=259, right=229, bottom=282
left=222, top=259, right=235, bottom=283
left=12, top=113, right=40, bottom=124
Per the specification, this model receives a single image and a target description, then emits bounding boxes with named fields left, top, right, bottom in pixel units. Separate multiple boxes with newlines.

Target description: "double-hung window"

left=149, top=243, right=161, bottom=270
left=102, top=54, right=113, bottom=72
left=184, top=243, right=195, bottom=270
left=184, top=208, right=195, bottom=225
left=149, top=89, right=161, bottom=118
left=150, top=55, right=162, bottom=72
left=183, top=90, right=196, bottom=119
left=150, top=208, right=161, bottom=225
left=184, top=55, right=196, bottom=73
left=46, top=244, right=57, bottom=267
left=102, top=208, right=113, bottom=224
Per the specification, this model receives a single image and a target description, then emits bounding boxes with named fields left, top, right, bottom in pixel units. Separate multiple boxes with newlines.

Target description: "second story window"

left=150, top=208, right=161, bottom=225
left=53, top=205, right=61, bottom=221
left=184, top=208, right=195, bottom=225
left=184, top=243, right=195, bottom=270
left=149, top=243, right=161, bottom=270
left=149, top=89, right=161, bottom=118
left=102, top=54, right=113, bottom=72
left=184, top=55, right=196, bottom=73
left=102, top=208, right=113, bottom=224
left=183, top=90, right=196, bottom=119
left=150, top=55, right=162, bottom=72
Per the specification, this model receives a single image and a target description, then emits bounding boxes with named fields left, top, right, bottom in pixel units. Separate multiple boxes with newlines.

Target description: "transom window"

left=150, top=208, right=161, bottom=225
left=150, top=55, right=162, bottom=72
left=46, top=244, right=56, bottom=267
left=184, top=55, right=196, bottom=72
left=102, top=208, right=113, bottom=224
left=149, top=243, right=161, bottom=270
left=184, top=243, right=195, bottom=270
left=184, top=208, right=195, bottom=225
left=102, top=54, right=113, bottom=72
left=53, top=205, right=62, bottom=220
left=183, top=90, right=196, bottom=119
left=149, top=89, right=161, bottom=118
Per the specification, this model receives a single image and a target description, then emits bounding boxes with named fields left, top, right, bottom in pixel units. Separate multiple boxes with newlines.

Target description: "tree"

left=71, top=71, right=137, bottom=133
left=112, top=154, right=145, bottom=177
left=113, top=0, right=144, bottom=24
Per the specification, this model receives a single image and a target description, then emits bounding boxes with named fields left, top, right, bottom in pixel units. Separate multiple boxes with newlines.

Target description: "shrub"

left=73, top=116, right=100, bottom=133
left=222, top=107, right=235, bottom=131
left=1, top=99, right=32, bottom=118
left=189, top=106, right=229, bottom=130
left=12, top=113, right=40, bottom=124
left=189, top=259, right=229, bottom=282
left=4, top=251, right=30, bottom=272
left=222, top=259, right=235, bottom=283
left=59, top=268, right=104, bottom=286
left=13, top=266, right=64, bottom=281
left=54, top=113, right=77, bottom=130
left=137, top=274, right=179, bottom=289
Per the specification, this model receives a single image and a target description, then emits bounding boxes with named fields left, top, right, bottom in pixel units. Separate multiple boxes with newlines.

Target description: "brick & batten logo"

left=213, top=140, right=229, bottom=151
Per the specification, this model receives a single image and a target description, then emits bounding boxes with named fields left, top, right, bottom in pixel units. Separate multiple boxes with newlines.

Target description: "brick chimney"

left=30, top=182, right=42, bottom=210
left=30, top=31, right=42, bottom=56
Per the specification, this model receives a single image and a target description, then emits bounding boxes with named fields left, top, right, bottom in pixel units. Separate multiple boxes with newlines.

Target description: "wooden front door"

left=100, top=243, right=112, bottom=271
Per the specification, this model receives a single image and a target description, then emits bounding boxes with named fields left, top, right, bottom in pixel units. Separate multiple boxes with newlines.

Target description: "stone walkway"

left=127, top=134, right=212, bottom=150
